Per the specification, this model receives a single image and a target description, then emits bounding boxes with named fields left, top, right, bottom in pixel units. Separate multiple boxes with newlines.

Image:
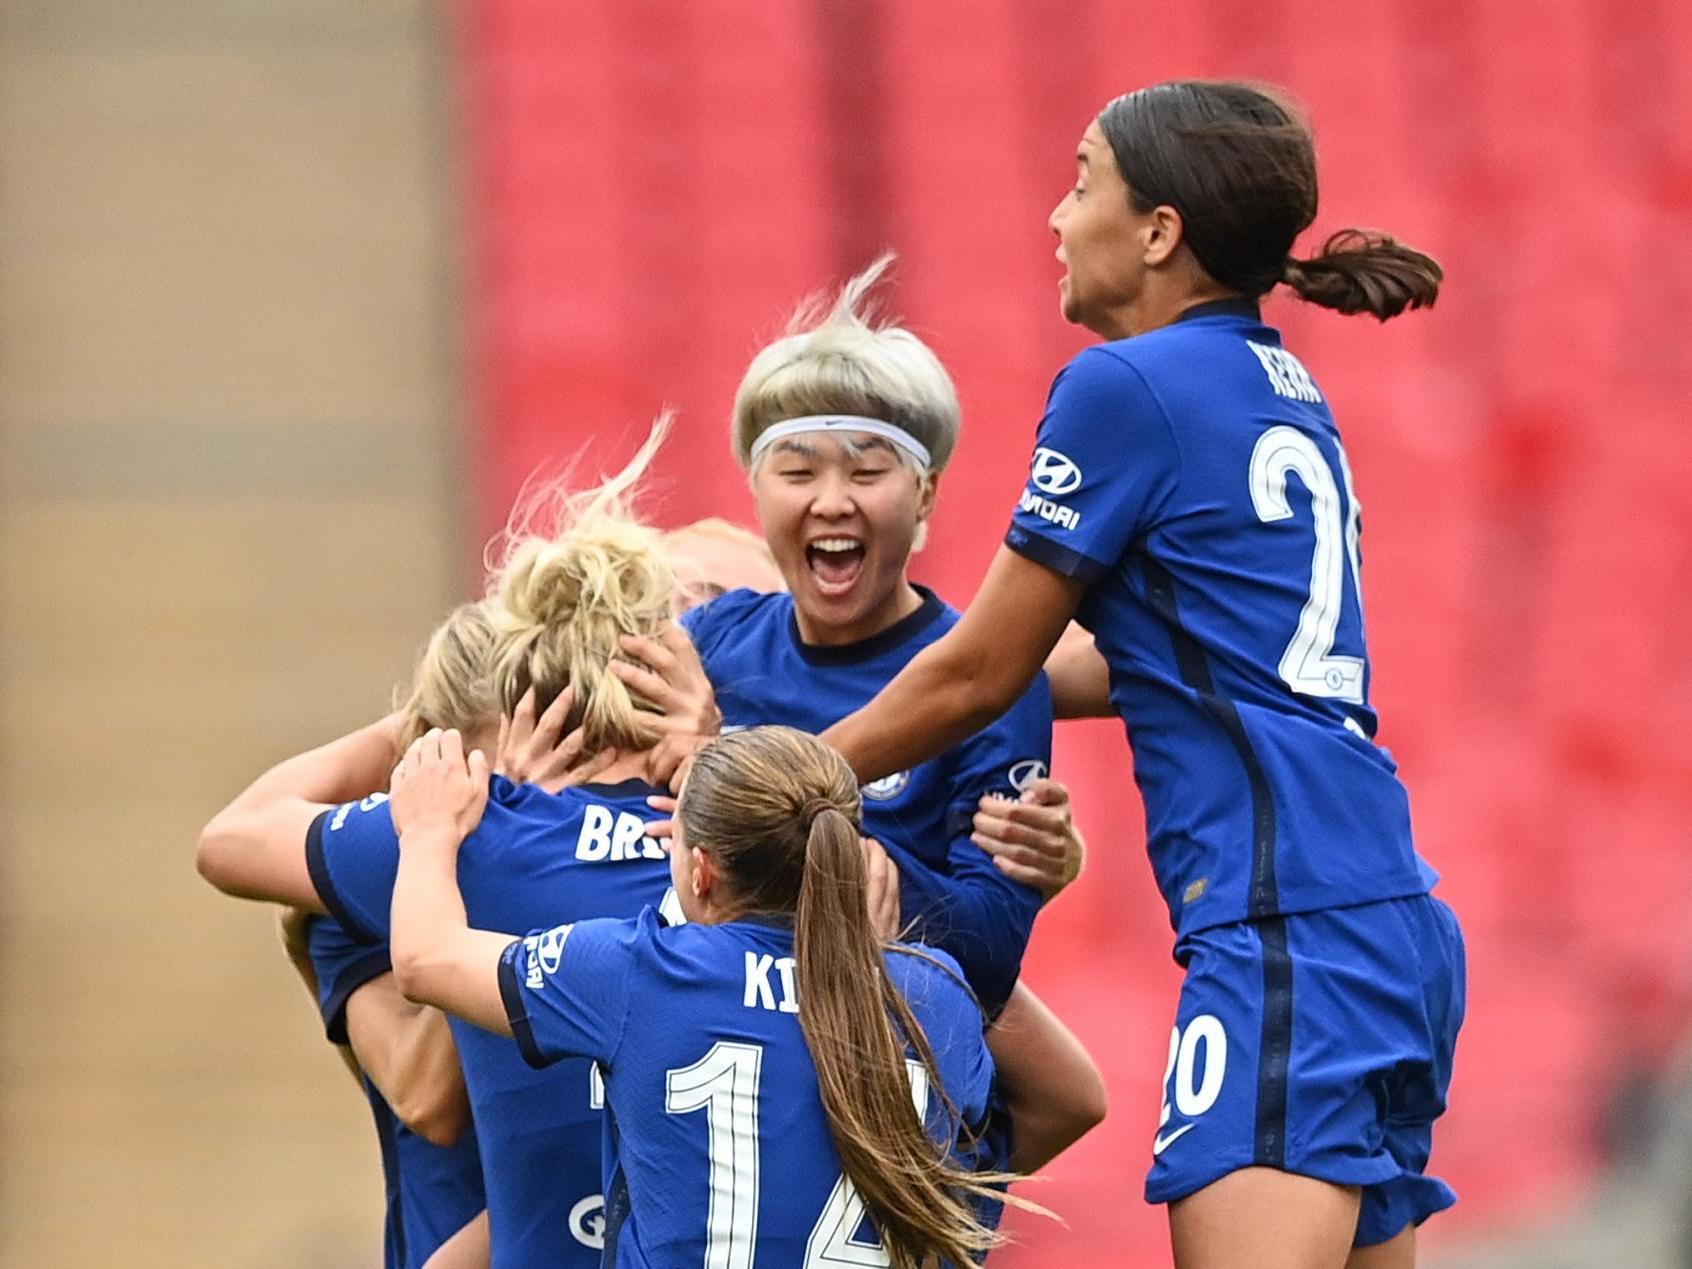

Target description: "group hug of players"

left=198, top=80, right=1466, bottom=1269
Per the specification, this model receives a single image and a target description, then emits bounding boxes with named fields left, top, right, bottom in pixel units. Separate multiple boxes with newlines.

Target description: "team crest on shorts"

left=861, top=771, right=910, bottom=801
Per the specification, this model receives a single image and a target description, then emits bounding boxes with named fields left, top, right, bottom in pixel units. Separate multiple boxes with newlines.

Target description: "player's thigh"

left=1345, top=1225, right=1415, bottom=1269
left=1169, top=1166, right=1360, bottom=1269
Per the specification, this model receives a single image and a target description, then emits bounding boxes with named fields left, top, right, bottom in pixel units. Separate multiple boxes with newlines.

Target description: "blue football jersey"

left=498, top=908, right=994, bottom=1268
left=308, top=915, right=485, bottom=1269
left=683, top=587, right=1052, bottom=1014
left=308, top=778, right=673, bottom=1269
left=1005, top=298, right=1437, bottom=934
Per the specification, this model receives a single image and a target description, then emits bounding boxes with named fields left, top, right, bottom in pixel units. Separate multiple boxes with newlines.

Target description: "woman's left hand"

left=609, top=623, right=721, bottom=789
left=972, top=777, right=1086, bottom=900
left=497, top=686, right=620, bottom=793
left=390, top=729, right=491, bottom=849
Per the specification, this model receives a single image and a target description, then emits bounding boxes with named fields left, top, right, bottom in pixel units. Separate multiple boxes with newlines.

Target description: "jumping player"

left=820, top=82, right=1466, bottom=1268
left=388, top=723, right=1018, bottom=1269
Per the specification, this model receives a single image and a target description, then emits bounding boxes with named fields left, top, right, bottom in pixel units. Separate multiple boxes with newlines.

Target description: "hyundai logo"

left=1008, top=759, right=1049, bottom=792
left=1030, top=447, right=1082, bottom=495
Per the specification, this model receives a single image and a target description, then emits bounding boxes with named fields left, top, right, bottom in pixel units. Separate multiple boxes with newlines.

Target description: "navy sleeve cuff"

left=319, top=949, right=393, bottom=1045
left=497, top=940, right=554, bottom=1070
left=1004, top=524, right=1109, bottom=585
left=305, top=810, right=381, bottom=945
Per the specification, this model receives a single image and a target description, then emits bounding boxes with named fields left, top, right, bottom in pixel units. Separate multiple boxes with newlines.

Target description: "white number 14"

left=665, top=1040, right=929, bottom=1269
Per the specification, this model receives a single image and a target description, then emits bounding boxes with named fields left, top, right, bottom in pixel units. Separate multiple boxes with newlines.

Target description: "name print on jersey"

left=575, top=805, right=665, bottom=862
left=1247, top=341, right=1323, bottom=404
left=743, top=952, right=799, bottom=1013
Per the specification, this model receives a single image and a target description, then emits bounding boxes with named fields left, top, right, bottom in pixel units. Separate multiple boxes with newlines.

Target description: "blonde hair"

left=486, top=416, right=675, bottom=756
left=394, top=600, right=499, bottom=752
left=680, top=726, right=1022, bottom=1268
left=731, top=254, right=961, bottom=476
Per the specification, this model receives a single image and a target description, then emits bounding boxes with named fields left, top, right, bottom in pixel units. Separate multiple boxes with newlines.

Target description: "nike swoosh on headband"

left=748, top=415, right=932, bottom=470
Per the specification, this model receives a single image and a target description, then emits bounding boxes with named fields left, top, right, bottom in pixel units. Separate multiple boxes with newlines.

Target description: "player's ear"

left=916, top=470, right=939, bottom=523
left=1143, top=203, right=1184, bottom=268
left=689, top=846, right=715, bottom=899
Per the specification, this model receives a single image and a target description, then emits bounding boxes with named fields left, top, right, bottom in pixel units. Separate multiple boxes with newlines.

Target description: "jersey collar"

left=1175, top=296, right=1262, bottom=324
left=787, top=584, right=946, bottom=665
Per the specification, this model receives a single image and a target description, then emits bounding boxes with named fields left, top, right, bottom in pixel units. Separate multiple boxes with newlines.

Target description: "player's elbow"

left=390, top=946, right=430, bottom=1004
left=390, top=1084, right=471, bottom=1148
left=195, top=811, right=249, bottom=895
left=1009, top=1065, right=1109, bottom=1171
left=390, top=941, right=448, bottom=1010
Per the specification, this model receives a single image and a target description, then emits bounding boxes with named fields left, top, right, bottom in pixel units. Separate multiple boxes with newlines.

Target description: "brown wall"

left=0, top=3, right=458, bottom=1263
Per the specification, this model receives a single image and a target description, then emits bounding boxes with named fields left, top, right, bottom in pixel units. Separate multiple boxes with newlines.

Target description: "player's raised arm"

left=195, top=715, right=402, bottom=906
left=387, top=729, right=515, bottom=1038
left=822, top=546, right=1083, bottom=783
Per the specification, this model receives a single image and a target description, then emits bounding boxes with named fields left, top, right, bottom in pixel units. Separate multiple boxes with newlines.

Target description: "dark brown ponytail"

left=679, top=726, right=1021, bottom=1268
left=1282, top=229, right=1443, bottom=320
left=1099, top=80, right=1443, bottom=321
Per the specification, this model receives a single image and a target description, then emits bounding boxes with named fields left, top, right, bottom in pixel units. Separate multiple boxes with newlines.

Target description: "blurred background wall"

left=0, top=2, right=458, bottom=1264
left=4, top=0, right=1691, bottom=1265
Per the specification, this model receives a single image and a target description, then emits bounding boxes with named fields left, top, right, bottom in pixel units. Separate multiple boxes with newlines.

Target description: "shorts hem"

left=1146, top=1154, right=1402, bottom=1206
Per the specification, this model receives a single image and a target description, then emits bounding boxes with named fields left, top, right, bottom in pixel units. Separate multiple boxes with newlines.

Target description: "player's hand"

left=609, top=623, right=720, bottom=788
left=390, top=729, right=490, bottom=851
left=861, top=836, right=901, bottom=941
left=644, top=794, right=678, bottom=844
left=497, top=686, right=620, bottom=793
left=972, top=778, right=1085, bottom=900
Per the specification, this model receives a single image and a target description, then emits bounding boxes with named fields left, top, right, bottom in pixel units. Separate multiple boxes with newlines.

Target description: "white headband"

left=748, top=415, right=932, bottom=471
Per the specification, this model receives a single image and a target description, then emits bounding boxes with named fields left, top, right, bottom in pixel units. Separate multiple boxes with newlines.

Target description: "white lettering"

left=744, top=952, right=776, bottom=1010
left=743, top=952, right=800, bottom=1012
left=610, top=810, right=644, bottom=861
left=1248, top=341, right=1323, bottom=403
left=1018, top=488, right=1082, bottom=530
left=774, top=958, right=799, bottom=1014
left=576, top=805, right=614, bottom=861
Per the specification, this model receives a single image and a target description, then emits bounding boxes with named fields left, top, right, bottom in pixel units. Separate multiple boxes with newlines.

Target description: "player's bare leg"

left=1346, top=1226, right=1415, bottom=1269
left=1170, top=1167, right=1360, bottom=1269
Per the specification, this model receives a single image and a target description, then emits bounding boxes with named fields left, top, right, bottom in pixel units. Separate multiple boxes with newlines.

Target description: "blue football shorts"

left=1144, top=893, right=1466, bottom=1246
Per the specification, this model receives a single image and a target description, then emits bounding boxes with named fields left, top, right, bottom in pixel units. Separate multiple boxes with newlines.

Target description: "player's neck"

left=792, top=579, right=924, bottom=648
left=1099, top=269, right=1239, bottom=340
left=592, top=748, right=668, bottom=787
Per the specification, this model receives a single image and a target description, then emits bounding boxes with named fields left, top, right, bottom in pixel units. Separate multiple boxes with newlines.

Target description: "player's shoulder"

left=683, top=586, right=788, bottom=652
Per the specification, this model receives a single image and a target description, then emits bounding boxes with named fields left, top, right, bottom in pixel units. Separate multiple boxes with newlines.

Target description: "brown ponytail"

left=1283, top=229, right=1443, bottom=321
left=680, top=727, right=1024, bottom=1267
left=795, top=806, right=1000, bottom=1268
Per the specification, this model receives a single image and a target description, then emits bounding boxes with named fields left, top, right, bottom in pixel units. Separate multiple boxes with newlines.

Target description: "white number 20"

left=1160, top=1013, right=1227, bottom=1125
left=1249, top=426, right=1365, bottom=703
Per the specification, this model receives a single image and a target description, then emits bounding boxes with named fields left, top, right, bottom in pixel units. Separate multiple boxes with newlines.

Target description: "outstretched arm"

left=388, top=730, right=515, bottom=1037
left=196, top=716, right=401, bottom=906
left=822, top=548, right=1084, bottom=783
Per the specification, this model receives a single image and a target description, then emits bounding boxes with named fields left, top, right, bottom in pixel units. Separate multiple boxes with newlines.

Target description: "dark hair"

left=1098, top=80, right=1442, bottom=320
left=678, top=726, right=1014, bottom=1268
